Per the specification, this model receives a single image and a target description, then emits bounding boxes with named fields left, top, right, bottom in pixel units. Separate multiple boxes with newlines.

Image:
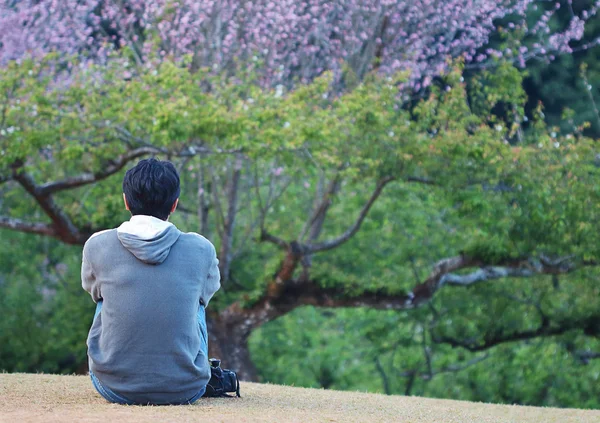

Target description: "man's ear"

left=123, top=193, right=130, bottom=211
left=170, top=198, right=179, bottom=213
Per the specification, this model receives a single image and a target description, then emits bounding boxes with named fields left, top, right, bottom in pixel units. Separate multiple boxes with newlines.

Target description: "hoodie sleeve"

left=200, top=243, right=220, bottom=307
left=82, top=243, right=102, bottom=303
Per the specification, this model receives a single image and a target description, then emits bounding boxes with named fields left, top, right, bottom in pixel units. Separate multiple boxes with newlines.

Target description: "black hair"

left=122, top=158, right=180, bottom=220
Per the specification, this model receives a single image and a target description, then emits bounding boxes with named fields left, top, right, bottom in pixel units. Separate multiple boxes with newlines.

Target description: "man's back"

left=82, top=218, right=220, bottom=405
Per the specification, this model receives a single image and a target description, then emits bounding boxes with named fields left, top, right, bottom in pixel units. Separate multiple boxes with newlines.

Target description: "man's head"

left=122, top=158, right=180, bottom=221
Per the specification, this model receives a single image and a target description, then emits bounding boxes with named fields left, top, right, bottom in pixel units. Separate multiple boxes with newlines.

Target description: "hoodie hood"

left=117, top=215, right=181, bottom=264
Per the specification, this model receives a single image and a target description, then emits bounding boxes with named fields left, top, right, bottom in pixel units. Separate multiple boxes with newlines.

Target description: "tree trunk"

left=207, top=314, right=258, bottom=381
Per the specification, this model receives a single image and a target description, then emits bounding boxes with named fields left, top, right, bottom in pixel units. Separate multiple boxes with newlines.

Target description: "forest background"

left=1, top=0, right=600, bottom=409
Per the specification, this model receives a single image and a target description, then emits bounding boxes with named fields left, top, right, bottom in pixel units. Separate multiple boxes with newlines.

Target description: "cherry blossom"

left=1, top=1, right=598, bottom=87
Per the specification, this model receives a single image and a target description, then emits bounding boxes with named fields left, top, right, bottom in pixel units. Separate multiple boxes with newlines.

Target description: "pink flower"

left=0, top=0, right=596, bottom=90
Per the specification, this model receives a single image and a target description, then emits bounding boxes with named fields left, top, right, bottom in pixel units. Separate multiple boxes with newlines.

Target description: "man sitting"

left=82, top=158, right=220, bottom=405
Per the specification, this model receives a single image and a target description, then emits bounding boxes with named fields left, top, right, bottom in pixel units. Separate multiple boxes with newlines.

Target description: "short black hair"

left=122, top=158, right=180, bottom=220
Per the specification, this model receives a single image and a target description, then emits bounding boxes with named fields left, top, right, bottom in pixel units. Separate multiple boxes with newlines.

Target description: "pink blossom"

left=0, top=0, right=597, bottom=90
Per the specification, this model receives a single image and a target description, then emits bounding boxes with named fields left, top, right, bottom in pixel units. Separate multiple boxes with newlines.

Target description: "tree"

left=468, top=0, right=600, bottom=138
left=523, top=0, right=600, bottom=137
left=1, top=0, right=598, bottom=88
left=1, top=56, right=598, bottom=383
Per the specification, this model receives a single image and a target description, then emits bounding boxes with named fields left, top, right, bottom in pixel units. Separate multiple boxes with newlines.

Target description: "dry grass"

left=0, top=373, right=598, bottom=423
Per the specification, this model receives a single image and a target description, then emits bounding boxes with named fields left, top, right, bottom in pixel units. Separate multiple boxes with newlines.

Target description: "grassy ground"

left=1, top=373, right=599, bottom=423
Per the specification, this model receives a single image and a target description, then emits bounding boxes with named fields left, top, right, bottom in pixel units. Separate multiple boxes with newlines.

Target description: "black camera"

left=202, top=358, right=241, bottom=398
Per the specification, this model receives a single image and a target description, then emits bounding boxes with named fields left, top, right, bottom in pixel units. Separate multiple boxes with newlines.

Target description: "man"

left=81, top=158, right=220, bottom=405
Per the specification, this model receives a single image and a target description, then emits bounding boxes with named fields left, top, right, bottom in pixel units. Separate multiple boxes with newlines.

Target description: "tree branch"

left=208, top=165, right=226, bottom=239
left=395, top=354, right=489, bottom=380
left=174, top=203, right=196, bottom=214
left=11, top=164, right=86, bottom=244
left=226, top=252, right=598, bottom=337
left=219, top=157, right=242, bottom=284
left=197, top=160, right=210, bottom=236
left=38, top=146, right=166, bottom=195
left=222, top=281, right=414, bottom=336
left=406, top=176, right=435, bottom=185
left=375, top=357, right=392, bottom=395
left=36, top=142, right=245, bottom=197
left=299, top=173, right=342, bottom=242
left=259, top=230, right=289, bottom=250
left=0, top=216, right=58, bottom=237
left=233, top=176, right=293, bottom=260
left=181, top=144, right=245, bottom=156
left=408, top=254, right=597, bottom=306
left=308, top=176, right=395, bottom=253
left=442, top=266, right=548, bottom=286
left=432, top=312, right=600, bottom=352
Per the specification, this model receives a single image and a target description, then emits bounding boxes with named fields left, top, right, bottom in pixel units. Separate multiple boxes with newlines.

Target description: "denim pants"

left=89, top=300, right=207, bottom=405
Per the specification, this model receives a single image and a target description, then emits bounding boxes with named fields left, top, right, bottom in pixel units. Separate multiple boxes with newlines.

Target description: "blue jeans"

left=89, top=300, right=207, bottom=405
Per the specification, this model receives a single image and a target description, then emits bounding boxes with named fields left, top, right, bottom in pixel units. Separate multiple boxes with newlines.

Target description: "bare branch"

left=406, top=176, right=435, bottom=185
left=429, top=354, right=489, bottom=375
left=422, top=329, right=433, bottom=379
left=174, top=203, right=196, bottom=214
left=299, top=173, right=342, bottom=242
left=251, top=167, right=294, bottom=252
left=308, top=176, right=395, bottom=253
left=39, top=146, right=166, bottom=195
left=441, top=260, right=595, bottom=287
left=208, top=165, right=226, bottom=239
left=396, top=354, right=489, bottom=380
left=375, top=357, right=392, bottom=395
left=219, top=157, right=242, bottom=284
left=113, top=126, right=147, bottom=147
left=11, top=164, right=86, bottom=244
left=36, top=139, right=244, bottom=197
left=112, top=127, right=243, bottom=156
left=198, top=160, right=209, bottom=236
left=0, top=216, right=57, bottom=237
left=260, top=229, right=289, bottom=249
left=255, top=168, right=290, bottom=230
left=408, top=254, right=597, bottom=306
left=581, top=66, right=600, bottom=130
left=253, top=166, right=267, bottom=224
left=433, top=311, right=600, bottom=353
left=404, top=372, right=416, bottom=396
left=233, top=176, right=293, bottom=260
left=441, top=266, right=544, bottom=286
left=182, top=144, right=245, bottom=156
left=267, top=177, right=295, bottom=211
left=231, top=281, right=414, bottom=332
left=227, top=251, right=599, bottom=336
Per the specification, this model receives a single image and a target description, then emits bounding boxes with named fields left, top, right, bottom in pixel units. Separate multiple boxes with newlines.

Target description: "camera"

left=203, top=358, right=241, bottom=398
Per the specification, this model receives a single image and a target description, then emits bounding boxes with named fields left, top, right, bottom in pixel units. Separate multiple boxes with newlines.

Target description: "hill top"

left=1, top=373, right=598, bottom=423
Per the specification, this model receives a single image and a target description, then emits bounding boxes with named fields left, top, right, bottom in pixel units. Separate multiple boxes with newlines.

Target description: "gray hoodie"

left=82, top=215, right=220, bottom=404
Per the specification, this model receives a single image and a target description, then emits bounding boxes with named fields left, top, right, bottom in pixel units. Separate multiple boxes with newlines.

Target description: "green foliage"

left=1, top=51, right=599, bottom=409
left=0, top=231, right=92, bottom=373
